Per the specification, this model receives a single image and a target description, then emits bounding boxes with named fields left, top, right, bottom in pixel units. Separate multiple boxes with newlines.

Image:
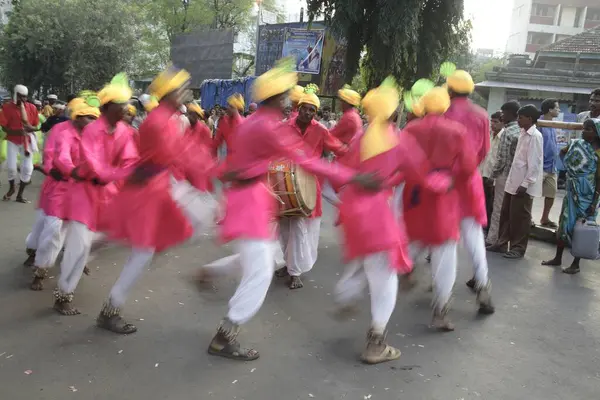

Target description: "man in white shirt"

left=480, top=111, right=504, bottom=234
left=488, top=104, right=544, bottom=259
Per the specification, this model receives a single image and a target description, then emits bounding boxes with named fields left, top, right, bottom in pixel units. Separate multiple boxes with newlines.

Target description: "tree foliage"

left=306, top=0, right=469, bottom=89
left=0, top=0, right=136, bottom=95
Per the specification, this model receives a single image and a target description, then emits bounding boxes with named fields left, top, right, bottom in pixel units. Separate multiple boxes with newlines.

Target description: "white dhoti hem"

left=35, top=215, right=66, bottom=269
left=334, top=252, right=398, bottom=333
left=204, top=240, right=275, bottom=325
left=410, top=241, right=457, bottom=311
left=6, top=141, right=33, bottom=183
left=108, top=248, right=155, bottom=308
left=279, top=216, right=321, bottom=276
left=26, top=209, right=46, bottom=250
left=170, top=178, right=218, bottom=238
left=57, top=221, right=94, bottom=294
left=460, top=217, right=489, bottom=286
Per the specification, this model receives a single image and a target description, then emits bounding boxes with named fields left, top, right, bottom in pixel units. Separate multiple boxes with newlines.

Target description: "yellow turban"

left=298, top=92, right=320, bottom=109
left=70, top=97, right=101, bottom=120
left=338, top=85, right=361, bottom=107
left=187, top=102, right=205, bottom=118
left=360, top=77, right=400, bottom=162
left=98, top=73, right=132, bottom=106
left=446, top=70, right=475, bottom=94
left=289, top=85, right=304, bottom=103
left=149, top=65, right=191, bottom=101
left=127, top=104, right=137, bottom=116
left=228, top=93, right=245, bottom=112
left=422, top=87, right=451, bottom=115
left=253, top=57, right=298, bottom=103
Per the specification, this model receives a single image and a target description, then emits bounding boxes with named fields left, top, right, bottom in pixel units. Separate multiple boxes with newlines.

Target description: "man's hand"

left=516, top=186, right=528, bottom=196
left=351, top=173, right=382, bottom=192
left=49, top=168, right=64, bottom=181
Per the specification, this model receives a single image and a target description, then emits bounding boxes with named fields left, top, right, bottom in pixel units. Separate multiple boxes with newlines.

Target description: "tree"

left=307, top=0, right=470, bottom=90
left=0, top=0, right=136, bottom=95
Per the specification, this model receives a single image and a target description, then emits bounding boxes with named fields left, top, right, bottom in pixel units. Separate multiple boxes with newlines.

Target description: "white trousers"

left=203, top=240, right=275, bottom=325
left=170, top=179, right=218, bottom=237
left=334, top=252, right=398, bottom=333
left=410, top=241, right=457, bottom=311
left=26, top=210, right=67, bottom=268
left=279, top=217, right=321, bottom=276
left=57, top=221, right=94, bottom=294
left=108, top=248, right=155, bottom=308
left=26, top=209, right=46, bottom=250
left=460, top=217, right=489, bottom=286
left=6, top=141, right=33, bottom=183
left=321, top=180, right=340, bottom=205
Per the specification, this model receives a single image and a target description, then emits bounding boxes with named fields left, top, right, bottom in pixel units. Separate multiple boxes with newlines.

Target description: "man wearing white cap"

left=0, top=84, right=39, bottom=203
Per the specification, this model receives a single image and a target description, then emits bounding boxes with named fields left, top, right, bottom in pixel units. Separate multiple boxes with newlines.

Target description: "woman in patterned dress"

left=542, top=119, right=600, bottom=274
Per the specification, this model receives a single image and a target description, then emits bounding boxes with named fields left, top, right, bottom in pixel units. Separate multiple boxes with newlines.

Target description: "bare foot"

left=542, top=258, right=561, bottom=266
left=53, top=301, right=81, bottom=316
left=289, top=276, right=303, bottom=289
left=30, top=277, right=44, bottom=291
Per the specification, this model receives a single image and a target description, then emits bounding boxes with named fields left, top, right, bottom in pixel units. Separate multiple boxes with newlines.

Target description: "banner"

left=282, top=28, right=325, bottom=75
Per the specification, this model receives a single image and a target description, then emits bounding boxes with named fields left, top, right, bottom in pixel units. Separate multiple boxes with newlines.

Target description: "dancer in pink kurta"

left=402, top=87, right=494, bottom=331
left=195, top=59, right=376, bottom=362
left=29, top=98, right=101, bottom=292
left=50, top=78, right=139, bottom=316
left=444, top=70, right=493, bottom=292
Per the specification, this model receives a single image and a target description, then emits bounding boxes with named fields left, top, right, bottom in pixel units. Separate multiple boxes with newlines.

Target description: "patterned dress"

left=557, top=139, right=600, bottom=244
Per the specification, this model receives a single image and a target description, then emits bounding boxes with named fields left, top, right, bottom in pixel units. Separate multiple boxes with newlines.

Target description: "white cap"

left=52, top=103, right=66, bottom=110
left=138, top=94, right=151, bottom=106
left=47, top=94, right=58, bottom=100
left=179, top=105, right=187, bottom=114
left=33, top=100, right=42, bottom=106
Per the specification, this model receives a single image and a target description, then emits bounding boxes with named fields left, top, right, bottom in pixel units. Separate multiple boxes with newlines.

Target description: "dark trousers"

left=496, top=191, right=533, bottom=256
left=483, top=178, right=495, bottom=230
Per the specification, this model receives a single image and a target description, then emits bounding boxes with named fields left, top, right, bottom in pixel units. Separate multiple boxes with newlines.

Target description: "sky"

left=277, top=0, right=513, bottom=51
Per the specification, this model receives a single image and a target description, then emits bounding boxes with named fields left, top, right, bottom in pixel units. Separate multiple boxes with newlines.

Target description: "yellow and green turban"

left=338, top=85, right=361, bottom=107
left=446, top=70, right=475, bottom=94
left=227, top=93, right=245, bottom=112
left=149, top=65, right=191, bottom=101
left=98, top=73, right=132, bottom=106
left=187, top=101, right=205, bottom=118
left=253, top=57, right=298, bottom=103
left=70, top=94, right=101, bottom=120
left=298, top=84, right=320, bottom=109
left=360, top=76, right=400, bottom=162
left=289, top=85, right=304, bottom=104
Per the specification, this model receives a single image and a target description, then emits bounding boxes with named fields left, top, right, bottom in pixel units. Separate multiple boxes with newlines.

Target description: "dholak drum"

left=268, top=160, right=317, bottom=217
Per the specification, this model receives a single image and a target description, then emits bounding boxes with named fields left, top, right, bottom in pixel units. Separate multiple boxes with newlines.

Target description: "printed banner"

left=281, top=28, right=325, bottom=75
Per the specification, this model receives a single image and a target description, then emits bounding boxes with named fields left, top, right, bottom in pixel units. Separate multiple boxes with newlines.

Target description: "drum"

left=268, top=160, right=317, bottom=217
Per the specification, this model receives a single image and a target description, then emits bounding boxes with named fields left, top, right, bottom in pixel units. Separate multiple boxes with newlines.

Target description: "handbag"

left=571, top=219, right=600, bottom=260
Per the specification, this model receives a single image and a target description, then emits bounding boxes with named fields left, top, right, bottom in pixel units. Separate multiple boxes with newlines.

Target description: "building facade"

left=506, top=0, right=600, bottom=55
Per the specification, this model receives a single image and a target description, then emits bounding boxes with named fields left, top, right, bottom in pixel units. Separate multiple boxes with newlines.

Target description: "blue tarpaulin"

left=199, top=76, right=256, bottom=111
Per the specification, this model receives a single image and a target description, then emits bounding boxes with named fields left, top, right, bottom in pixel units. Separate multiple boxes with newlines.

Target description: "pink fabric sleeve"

left=322, top=126, right=347, bottom=157
left=54, top=136, right=76, bottom=176
left=79, top=130, right=139, bottom=183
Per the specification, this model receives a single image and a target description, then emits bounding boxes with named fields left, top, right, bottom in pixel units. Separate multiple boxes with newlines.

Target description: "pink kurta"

left=181, top=122, right=215, bottom=192
left=38, top=121, right=72, bottom=218
left=329, top=108, right=362, bottom=145
left=105, top=103, right=216, bottom=251
left=445, top=97, right=490, bottom=226
left=219, top=107, right=355, bottom=243
left=287, top=116, right=347, bottom=218
left=63, top=117, right=139, bottom=232
left=402, top=114, right=478, bottom=245
left=212, top=113, right=243, bottom=159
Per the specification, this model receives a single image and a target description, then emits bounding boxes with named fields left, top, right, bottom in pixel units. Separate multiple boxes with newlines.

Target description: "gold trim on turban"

left=253, top=58, right=298, bottom=103
left=338, top=85, right=361, bottom=107
left=228, top=93, right=245, bottom=112
left=446, top=70, right=475, bottom=94
left=149, top=66, right=191, bottom=101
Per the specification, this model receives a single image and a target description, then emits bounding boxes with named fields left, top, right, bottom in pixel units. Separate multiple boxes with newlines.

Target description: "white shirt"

left=505, top=125, right=544, bottom=197
left=480, top=129, right=503, bottom=178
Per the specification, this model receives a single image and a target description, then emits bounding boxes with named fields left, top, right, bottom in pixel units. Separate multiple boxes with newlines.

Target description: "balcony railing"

left=530, top=15, right=554, bottom=25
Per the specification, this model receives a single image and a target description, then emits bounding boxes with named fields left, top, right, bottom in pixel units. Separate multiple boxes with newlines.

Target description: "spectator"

left=480, top=111, right=504, bottom=235
left=538, top=99, right=560, bottom=228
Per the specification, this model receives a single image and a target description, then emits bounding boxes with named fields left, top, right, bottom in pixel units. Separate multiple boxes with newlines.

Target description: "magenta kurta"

left=219, top=108, right=355, bottom=243
left=445, top=97, right=490, bottom=226
left=37, top=121, right=71, bottom=218
left=402, top=114, right=478, bottom=245
left=105, top=103, right=216, bottom=252
left=63, top=117, right=139, bottom=232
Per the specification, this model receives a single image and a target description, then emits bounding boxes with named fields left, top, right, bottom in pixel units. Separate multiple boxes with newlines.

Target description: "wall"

left=559, top=6, right=578, bottom=27
left=487, top=87, right=507, bottom=114
left=507, top=0, right=533, bottom=54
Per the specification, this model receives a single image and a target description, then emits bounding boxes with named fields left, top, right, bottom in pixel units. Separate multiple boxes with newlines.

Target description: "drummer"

left=275, top=86, right=348, bottom=289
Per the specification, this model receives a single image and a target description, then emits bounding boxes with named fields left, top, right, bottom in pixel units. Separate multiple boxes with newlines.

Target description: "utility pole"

left=182, top=0, right=190, bottom=33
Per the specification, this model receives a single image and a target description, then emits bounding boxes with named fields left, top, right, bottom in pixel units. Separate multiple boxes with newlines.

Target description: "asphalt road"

left=1, top=174, right=599, bottom=400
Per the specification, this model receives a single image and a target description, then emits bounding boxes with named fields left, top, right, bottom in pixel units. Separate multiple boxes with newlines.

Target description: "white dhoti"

left=107, top=248, right=155, bottom=309
left=203, top=240, right=275, bottom=324
left=170, top=178, right=218, bottom=238
left=279, top=216, right=321, bottom=276
left=460, top=217, right=489, bottom=287
left=334, top=252, right=398, bottom=333
left=5, top=141, right=33, bottom=183
left=321, top=180, right=340, bottom=206
left=35, top=215, right=66, bottom=269
left=57, top=221, right=94, bottom=295
left=486, top=175, right=506, bottom=245
left=410, top=241, right=457, bottom=311
left=26, top=209, right=46, bottom=251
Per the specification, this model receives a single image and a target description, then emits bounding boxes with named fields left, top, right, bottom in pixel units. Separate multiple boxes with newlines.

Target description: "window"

left=527, top=32, right=553, bottom=45
left=531, top=3, right=555, bottom=17
left=574, top=7, right=583, bottom=27
left=587, top=8, right=600, bottom=21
